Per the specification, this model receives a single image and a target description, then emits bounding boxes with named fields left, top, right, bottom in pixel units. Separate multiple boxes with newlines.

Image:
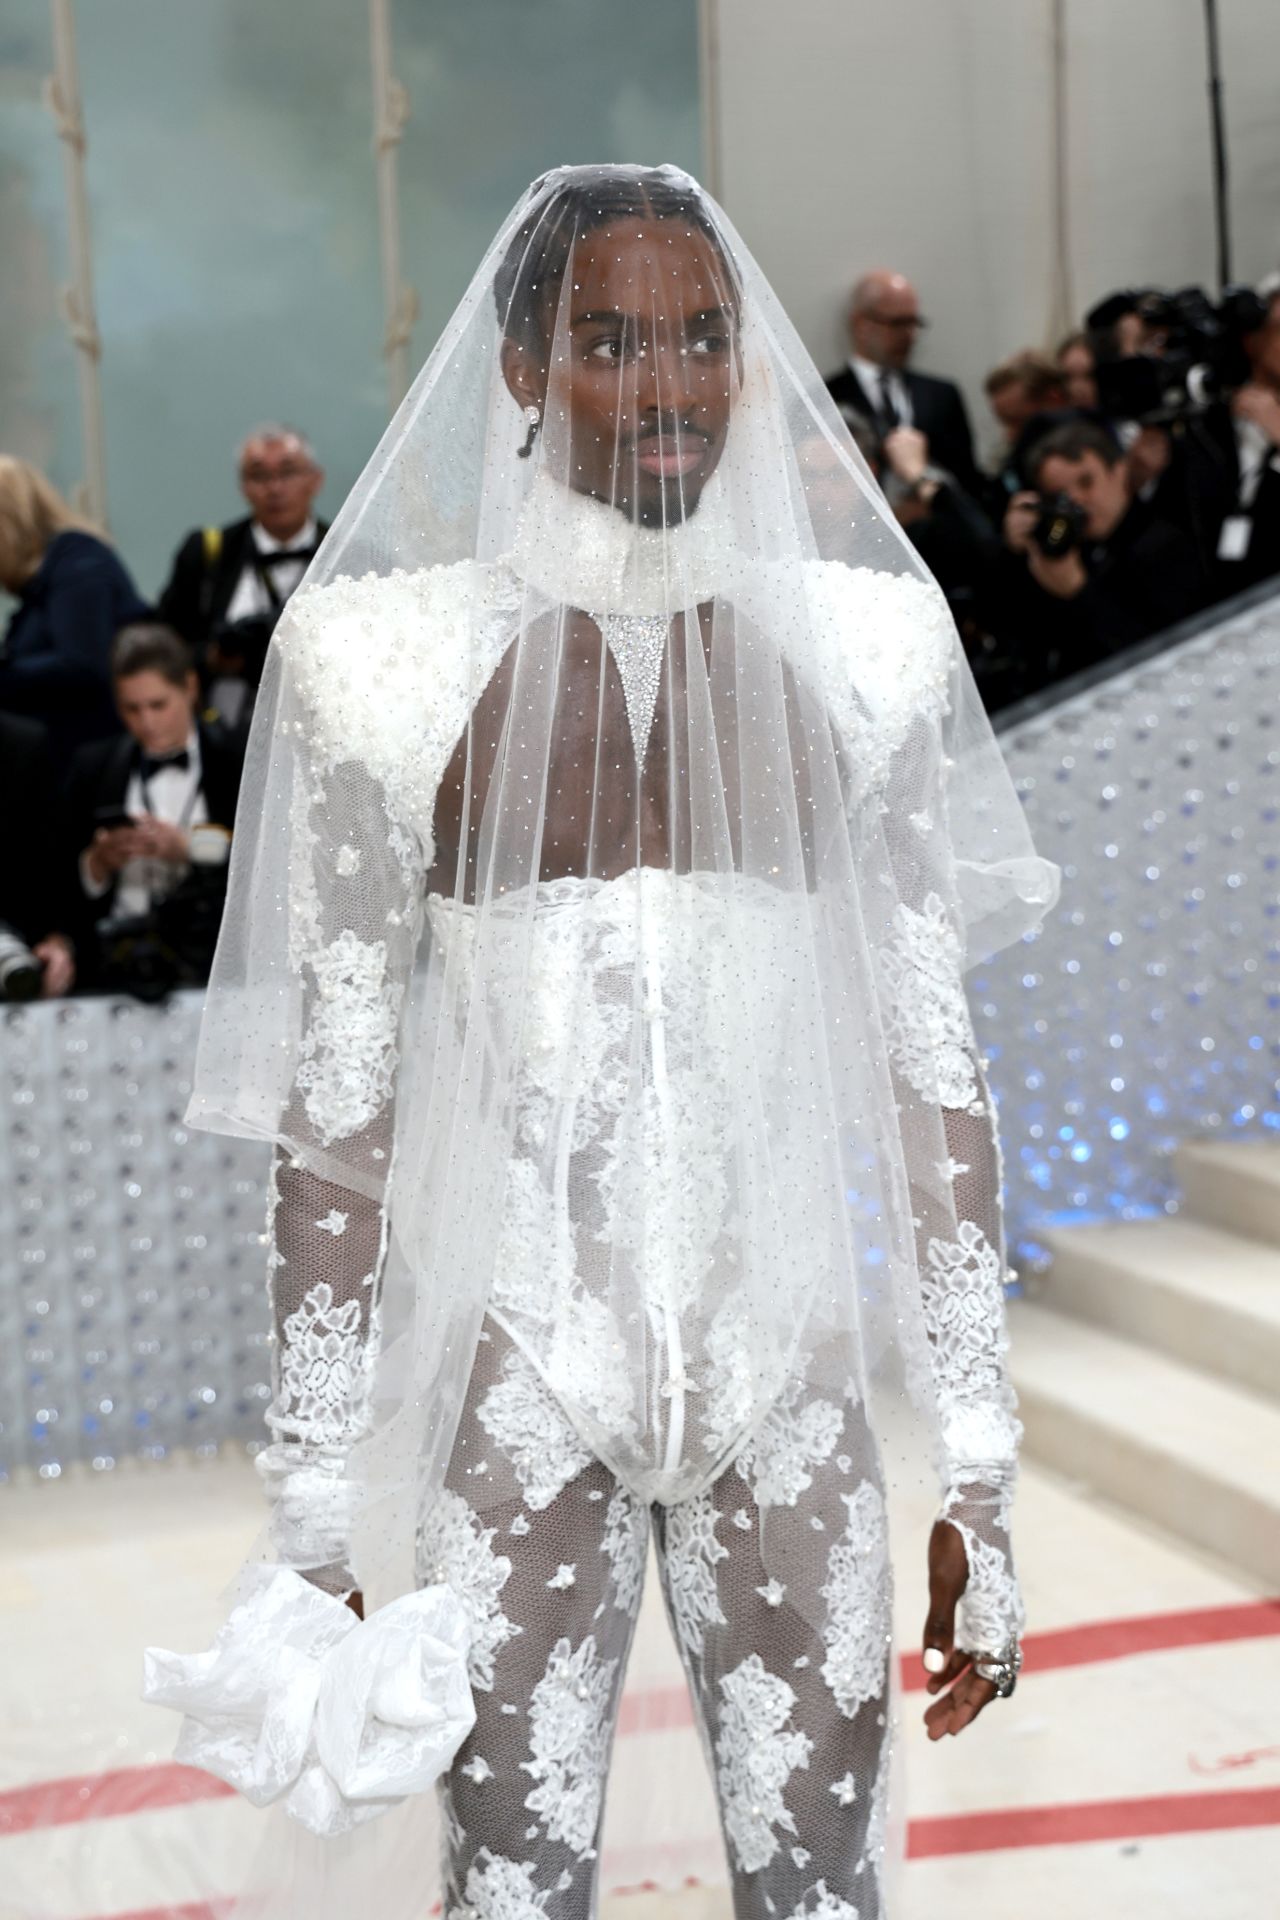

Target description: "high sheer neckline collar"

left=506, top=472, right=731, bottom=617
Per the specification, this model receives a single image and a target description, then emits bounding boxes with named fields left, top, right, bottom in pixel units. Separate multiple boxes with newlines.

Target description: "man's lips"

left=633, top=440, right=708, bottom=478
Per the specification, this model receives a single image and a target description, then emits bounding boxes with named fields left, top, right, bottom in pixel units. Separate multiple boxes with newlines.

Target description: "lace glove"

left=256, top=1445, right=364, bottom=1599
left=925, top=1099, right=1026, bottom=1668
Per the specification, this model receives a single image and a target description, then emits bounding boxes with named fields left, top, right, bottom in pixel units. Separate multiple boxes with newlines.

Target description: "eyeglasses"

left=241, top=466, right=313, bottom=486
left=863, top=312, right=929, bottom=332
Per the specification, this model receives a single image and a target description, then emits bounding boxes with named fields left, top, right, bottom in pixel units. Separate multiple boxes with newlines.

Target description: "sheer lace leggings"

left=421, top=1321, right=893, bottom=1920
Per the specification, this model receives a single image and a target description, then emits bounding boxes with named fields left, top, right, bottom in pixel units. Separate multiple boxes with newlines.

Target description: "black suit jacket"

left=0, top=714, right=71, bottom=946
left=156, top=516, right=329, bottom=657
left=825, top=363, right=986, bottom=502
left=65, top=719, right=246, bottom=936
left=1152, top=402, right=1280, bottom=601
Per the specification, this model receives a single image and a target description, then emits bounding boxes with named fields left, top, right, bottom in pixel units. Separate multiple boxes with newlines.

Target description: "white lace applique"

left=546, top=1565, right=576, bottom=1590
left=663, top=1491, right=728, bottom=1660
left=600, top=1485, right=647, bottom=1615
left=879, top=892, right=980, bottom=1112
left=830, top=1772, right=857, bottom=1807
left=715, top=1653, right=813, bottom=1873
left=295, top=930, right=403, bottom=1146
left=521, top=1635, right=617, bottom=1856
left=946, top=1514, right=1026, bottom=1653
left=701, top=1295, right=787, bottom=1460
left=819, top=1480, right=891, bottom=1716
left=275, top=1281, right=369, bottom=1443
left=452, top=1849, right=550, bottom=1920
left=461, top=1755, right=494, bottom=1784
left=477, top=1348, right=591, bottom=1511
left=921, top=1219, right=1011, bottom=1418
left=335, top=844, right=362, bottom=877
left=734, top=1383, right=844, bottom=1508
left=315, top=1210, right=348, bottom=1236
left=859, top=1746, right=891, bottom=1886
left=415, top=1489, right=520, bottom=1692
left=785, top=1883, right=859, bottom=1920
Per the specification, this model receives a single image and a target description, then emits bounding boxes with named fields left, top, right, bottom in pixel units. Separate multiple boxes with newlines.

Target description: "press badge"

left=1217, top=515, right=1253, bottom=561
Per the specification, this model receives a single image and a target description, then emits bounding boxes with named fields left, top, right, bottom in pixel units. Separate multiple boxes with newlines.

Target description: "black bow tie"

left=260, top=544, right=315, bottom=566
left=139, top=748, right=190, bottom=779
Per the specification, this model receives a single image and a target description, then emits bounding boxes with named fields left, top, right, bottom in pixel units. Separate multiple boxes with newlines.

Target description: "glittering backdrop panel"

left=1, top=996, right=271, bottom=1478
left=974, top=590, right=1280, bottom=1271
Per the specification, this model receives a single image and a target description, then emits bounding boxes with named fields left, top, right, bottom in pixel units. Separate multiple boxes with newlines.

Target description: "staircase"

left=1009, top=1139, right=1280, bottom=1588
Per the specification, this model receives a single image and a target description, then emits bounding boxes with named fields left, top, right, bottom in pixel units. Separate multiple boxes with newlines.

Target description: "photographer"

left=981, top=418, right=1209, bottom=701
left=156, top=424, right=326, bottom=726
left=68, top=623, right=244, bottom=1000
left=1190, top=274, right=1280, bottom=599
left=0, top=713, right=75, bottom=1001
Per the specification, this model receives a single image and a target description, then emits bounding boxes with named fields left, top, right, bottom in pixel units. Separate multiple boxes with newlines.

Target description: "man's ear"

left=501, top=336, right=546, bottom=415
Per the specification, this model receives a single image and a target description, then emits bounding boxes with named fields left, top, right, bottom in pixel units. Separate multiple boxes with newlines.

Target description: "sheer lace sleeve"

left=257, top=729, right=426, bottom=1594
left=185, top=612, right=431, bottom=1597
left=875, top=699, right=1026, bottom=1661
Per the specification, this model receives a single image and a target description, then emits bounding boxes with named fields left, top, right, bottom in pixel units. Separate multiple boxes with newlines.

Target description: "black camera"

left=1031, top=490, right=1089, bottom=559
left=208, top=612, right=276, bottom=687
left=94, top=865, right=228, bottom=1004
left=0, top=921, right=42, bottom=1002
left=1089, top=284, right=1269, bottom=425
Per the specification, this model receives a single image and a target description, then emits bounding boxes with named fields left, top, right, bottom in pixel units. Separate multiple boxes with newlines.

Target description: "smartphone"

left=94, top=805, right=137, bottom=833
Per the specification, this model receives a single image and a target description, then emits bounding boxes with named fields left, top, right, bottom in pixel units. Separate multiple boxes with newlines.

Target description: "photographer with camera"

left=0, top=713, right=76, bottom=1002
left=156, top=424, right=326, bottom=726
left=68, top=624, right=245, bottom=1001
left=982, top=418, right=1209, bottom=702
left=1085, top=282, right=1280, bottom=592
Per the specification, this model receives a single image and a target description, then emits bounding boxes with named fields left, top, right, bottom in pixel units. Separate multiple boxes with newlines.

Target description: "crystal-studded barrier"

left=974, top=587, right=1280, bottom=1271
left=0, top=996, right=271, bottom=1478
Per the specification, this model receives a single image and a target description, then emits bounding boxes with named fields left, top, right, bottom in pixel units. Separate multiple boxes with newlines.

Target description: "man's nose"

left=635, top=337, right=699, bottom=414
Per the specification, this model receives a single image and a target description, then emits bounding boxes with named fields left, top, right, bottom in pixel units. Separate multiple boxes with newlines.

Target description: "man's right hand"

left=85, top=826, right=141, bottom=886
left=1002, top=490, right=1040, bottom=554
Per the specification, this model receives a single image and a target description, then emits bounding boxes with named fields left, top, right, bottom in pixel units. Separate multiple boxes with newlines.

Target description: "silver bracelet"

left=970, top=1641, right=1022, bottom=1699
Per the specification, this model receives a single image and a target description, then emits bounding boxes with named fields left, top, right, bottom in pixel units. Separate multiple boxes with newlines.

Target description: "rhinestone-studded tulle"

left=602, top=612, right=669, bottom=763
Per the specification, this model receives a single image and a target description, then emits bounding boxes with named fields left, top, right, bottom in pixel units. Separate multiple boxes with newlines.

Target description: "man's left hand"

left=1027, top=546, right=1088, bottom=599
left=34, top=934, right=75, bottom=998
left=921, top=1518, right=998, bottom=1741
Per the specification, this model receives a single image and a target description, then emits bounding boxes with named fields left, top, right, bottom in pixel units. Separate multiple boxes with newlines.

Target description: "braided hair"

left=492, top=165, right=741, bottom=357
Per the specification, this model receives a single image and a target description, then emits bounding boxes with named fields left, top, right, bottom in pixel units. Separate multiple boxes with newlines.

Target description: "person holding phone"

left=67, top=622, right=244, bottom=991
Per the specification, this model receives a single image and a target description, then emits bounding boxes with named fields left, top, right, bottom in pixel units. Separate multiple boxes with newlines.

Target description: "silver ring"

left=969, top=1641, right=1022, bottom=1699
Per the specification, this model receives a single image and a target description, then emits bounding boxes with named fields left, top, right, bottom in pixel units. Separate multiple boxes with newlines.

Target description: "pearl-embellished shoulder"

left=278, top=560, right=518, bottom=863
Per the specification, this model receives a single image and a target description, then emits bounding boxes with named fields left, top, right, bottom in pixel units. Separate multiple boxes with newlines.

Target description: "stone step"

left=1037, top=1217, right=1280, bottom=1403
left=1175, top=1138, right=1280, bottom=1250
left=1009, top=1301, right=1280, bottom=1590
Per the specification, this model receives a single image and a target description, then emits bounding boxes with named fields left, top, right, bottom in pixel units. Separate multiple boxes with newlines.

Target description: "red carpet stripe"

left=0, top=1765, right=233, bottom=1837
left=906, top=1784, right=1280, bottom=1857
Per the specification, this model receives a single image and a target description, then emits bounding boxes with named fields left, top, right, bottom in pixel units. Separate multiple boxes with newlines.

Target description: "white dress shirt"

left=850, top=354, right=913, bottom=429
left=80, top=729, right=208, bottom=921
left=224, top=517, right=318, bottom=624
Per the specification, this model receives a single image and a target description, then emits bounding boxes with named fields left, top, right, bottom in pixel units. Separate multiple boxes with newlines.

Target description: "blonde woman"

left=0, top=457, right=148, bottom=760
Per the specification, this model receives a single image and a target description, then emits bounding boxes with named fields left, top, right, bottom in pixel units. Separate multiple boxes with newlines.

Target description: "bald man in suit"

left=825, top=269, right=986, bottom=503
